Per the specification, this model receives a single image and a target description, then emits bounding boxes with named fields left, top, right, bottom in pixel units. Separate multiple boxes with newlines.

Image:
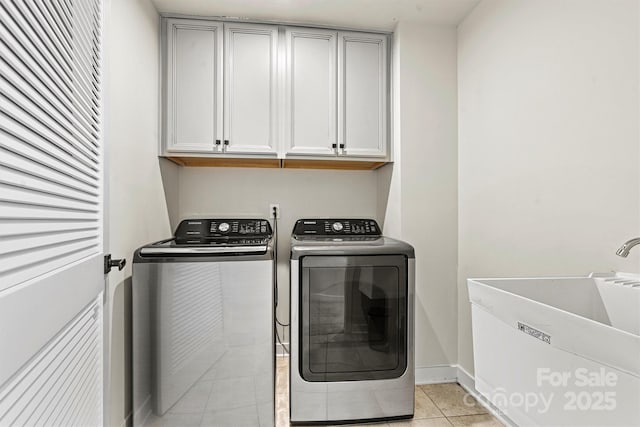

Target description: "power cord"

left=272, top=207, right=289, bottom=355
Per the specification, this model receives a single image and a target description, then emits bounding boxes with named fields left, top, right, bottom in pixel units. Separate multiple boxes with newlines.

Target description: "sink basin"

left=468, top=272, right=640, bottom=427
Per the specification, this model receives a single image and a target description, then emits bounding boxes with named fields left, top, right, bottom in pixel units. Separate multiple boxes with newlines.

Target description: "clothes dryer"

left=289, top=218, right=415, bottom=424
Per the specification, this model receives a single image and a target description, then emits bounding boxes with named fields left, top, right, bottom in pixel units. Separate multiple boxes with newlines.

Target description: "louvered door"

left=0, top=0, right=105, bottom=425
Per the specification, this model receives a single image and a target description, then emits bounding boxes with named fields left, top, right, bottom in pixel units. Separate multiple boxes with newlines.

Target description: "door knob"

left=104, top=254, right=126, bottom=274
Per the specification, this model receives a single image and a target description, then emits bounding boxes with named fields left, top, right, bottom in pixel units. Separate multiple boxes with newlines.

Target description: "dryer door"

left=299, top=255, right=407, bottom=382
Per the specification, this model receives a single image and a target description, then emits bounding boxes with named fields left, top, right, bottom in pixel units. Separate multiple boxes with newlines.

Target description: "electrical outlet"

left=269, top=203, right=280, bottom=219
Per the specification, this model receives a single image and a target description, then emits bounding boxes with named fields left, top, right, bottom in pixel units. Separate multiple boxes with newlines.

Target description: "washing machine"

left=132, top=218, right=274, bottom=427
left=289, top=218, right=415, bottom=424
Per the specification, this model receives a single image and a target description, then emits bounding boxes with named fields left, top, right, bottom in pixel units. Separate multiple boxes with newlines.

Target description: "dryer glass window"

left=300, top=255, right=407, bottom=381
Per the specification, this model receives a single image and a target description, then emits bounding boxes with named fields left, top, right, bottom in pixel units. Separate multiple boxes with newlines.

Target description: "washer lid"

left=133, top=238, right=274, bottom=262
left=134, top=218, right=274, bottom=260
left=138, top=240, right=270, bottom=256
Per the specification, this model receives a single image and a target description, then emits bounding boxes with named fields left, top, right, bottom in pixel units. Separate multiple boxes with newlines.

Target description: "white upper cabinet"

left=224, top=23, right=278, bottom=154
left=163, top=18, right=389, bottom=164
left=164, top=20, right=278, bottom=155
left=165, top=19, right=223, bottom=153
left=284, top=28, right=388, bottom=159
left=284, top=28, right=337, bottom=156
left=338, top=32, right=388, bottom=158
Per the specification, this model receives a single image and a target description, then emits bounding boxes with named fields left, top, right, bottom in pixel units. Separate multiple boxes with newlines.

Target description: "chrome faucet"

left=616, top=237, right=640, bottom=257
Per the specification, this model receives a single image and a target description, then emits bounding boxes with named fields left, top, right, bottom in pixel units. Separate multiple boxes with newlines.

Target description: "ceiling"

left=150, top=0, right=481, bottom=31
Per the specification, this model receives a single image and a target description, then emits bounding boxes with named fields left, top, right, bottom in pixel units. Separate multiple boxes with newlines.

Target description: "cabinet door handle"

left=224, top=140, right=229, bottom=145
left=215, top=139, right=221, bottom=151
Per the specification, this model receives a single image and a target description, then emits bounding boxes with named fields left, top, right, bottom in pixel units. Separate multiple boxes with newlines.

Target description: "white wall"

left=106, top=0, right=173, bottom=424
left=380, top=22, right=459, bottom=370
left=177, top=167, right=379, bottom=344
left=457, top=0, right=640, bottom=375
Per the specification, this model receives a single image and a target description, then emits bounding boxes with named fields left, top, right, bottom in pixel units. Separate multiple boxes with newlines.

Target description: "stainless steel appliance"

left=132, top=219, right=274, bottom=427
left=289, top=219, right=415, bottom=424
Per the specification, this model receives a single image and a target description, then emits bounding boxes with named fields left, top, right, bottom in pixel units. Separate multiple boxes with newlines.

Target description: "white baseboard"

left=415, top=365, right=458, bottom=384
left=456, top=365, right=517, bottom=427
left=456, top=364, right=475, bottom=390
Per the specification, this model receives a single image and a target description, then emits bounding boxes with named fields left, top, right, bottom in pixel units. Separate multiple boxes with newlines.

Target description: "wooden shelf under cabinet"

left=167, top=157, right=281, bottom=168
left=282, top=159, right=386, bottom=170
left=165, top=156, right=387, bottom=170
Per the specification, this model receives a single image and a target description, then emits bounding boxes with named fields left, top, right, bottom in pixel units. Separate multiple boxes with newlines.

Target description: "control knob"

left=218, top=222, right=230, bottom=232
left=332, top=222, right=344, bottom=232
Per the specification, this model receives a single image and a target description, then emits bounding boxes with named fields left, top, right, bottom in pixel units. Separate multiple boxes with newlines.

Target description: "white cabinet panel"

left=285, top=28, right=337, bottom=156
left=224, top=23, right=278, bottom=154
left=338, top=32, right=387, bottom=158
left=165, top=19, right=223, bottom=153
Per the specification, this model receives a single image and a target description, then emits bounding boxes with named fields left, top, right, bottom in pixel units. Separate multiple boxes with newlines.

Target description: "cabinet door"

left=224, top=23, right=278, bottom=154
left=165, top=19, right=223, bottom=153
left=285, top=28, right=337, bottom=156
left=338, top=32, right=388, bottom=158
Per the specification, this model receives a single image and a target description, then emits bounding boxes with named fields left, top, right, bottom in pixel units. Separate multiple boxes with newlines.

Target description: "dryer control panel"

left=292, top=219, right=381, bottom=237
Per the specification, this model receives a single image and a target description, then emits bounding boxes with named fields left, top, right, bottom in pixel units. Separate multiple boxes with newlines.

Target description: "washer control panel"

left=175, top=218, right=272, bottom=243
left=293, top=219, right=380, bottom=237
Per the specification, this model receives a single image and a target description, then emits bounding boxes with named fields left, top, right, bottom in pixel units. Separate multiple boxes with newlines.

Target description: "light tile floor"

left=276, top=357, right=504, bottom=427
